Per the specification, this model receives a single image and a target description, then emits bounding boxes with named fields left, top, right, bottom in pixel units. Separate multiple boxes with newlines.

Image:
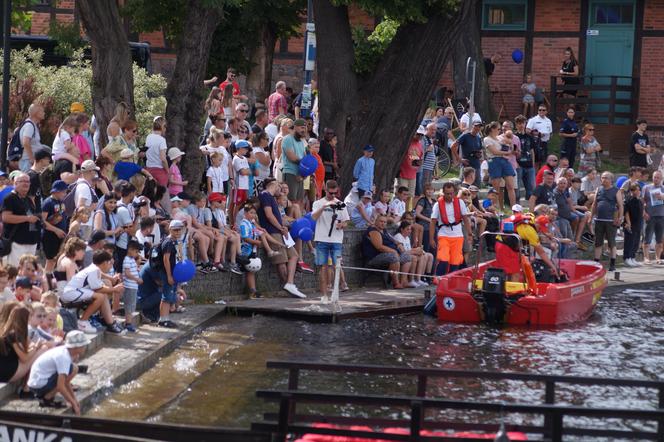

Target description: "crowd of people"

left=0, top=64, right=661, bottom=412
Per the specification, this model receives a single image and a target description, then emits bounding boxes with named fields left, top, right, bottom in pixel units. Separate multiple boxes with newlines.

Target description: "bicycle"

left=433, top=147, right=452, bottom=180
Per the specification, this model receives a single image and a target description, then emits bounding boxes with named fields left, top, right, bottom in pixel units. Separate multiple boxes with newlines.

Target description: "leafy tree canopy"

left=207, top=0, right=305, bottom=77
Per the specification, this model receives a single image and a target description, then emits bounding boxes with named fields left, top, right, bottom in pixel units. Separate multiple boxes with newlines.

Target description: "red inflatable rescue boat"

left=435, top=259, right=607, bottom=325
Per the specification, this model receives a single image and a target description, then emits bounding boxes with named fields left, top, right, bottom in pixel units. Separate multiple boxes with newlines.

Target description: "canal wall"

left=186, top=227, right=380, bottom=302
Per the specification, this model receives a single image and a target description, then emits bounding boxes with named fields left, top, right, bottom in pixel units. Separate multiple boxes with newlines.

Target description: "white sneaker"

left=320, top=295, right=330, bottom=304
left=78, top=320, right=97, bottom=334
left=626, top=259, right=637, bottom=267
left=284, top=283, right=306, bottom=298
left=633, top=259, right=643, bottom=266
left=417, top=280, right=429, bottom=287
left=407, top=281, right=419, bottom=288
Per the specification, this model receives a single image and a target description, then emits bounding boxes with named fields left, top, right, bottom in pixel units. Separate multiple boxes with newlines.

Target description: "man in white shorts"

left=62, top=250, right=125, bottom=334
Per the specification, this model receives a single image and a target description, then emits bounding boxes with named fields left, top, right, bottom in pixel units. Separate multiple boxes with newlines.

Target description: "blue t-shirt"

left=352, top=156, right=375, bottom=191
left=239, top=218, right=257, bottom=257
left=456, top=133, right=482, bottom=159
left=0, top=186, right=14, bottom=206
left=257, top=191, right=283, bottom=235
left=559, top=118, right=578, bottom=152
left=114, top=161, right=143, bottom=181
left=41, top=196, right=68, bottom=231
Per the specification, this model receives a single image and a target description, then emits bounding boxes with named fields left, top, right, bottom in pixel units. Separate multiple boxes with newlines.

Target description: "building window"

left=592, top=3, right=634, bottom=25
left=482, top=0, right=527, bottom=30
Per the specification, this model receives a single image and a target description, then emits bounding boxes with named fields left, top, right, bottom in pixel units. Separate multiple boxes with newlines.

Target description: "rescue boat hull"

left=436, top=259, right=607, bottom=326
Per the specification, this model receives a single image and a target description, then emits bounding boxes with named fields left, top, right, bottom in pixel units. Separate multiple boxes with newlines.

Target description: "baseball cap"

left=487, top=188, right=498, bottom=195
left=208, top=192, right=226, bottom=203
left=416, top=125, right=426, bottom=135
left=178, top=192, right=192, bottom=201
left=70, top=102, right=85, bottom=113
left=308, top=138, right=320, bottom=146
left=65, top=330, right=91, bottom=349
left=468, top=185, right=479, bottom=192
left=361, top=191, right=373, bottom=199
left=50, top=180, right=68, bottom=193
left=169, top=219, right=185, bottom=229
left=170, top=195, right=183, bottom=203
left=80, top=159, right=100, bottom=172
left=293, top=119, right=306, bottom=127
left=88, top=230, right=107, bottom=246
left=235, top=140, right=250, bottom=150
left=120, top=148, right=134, bottom=159
left=512, top=204, right=523, bottom=213
left=8, top=170, right=22, bottom=181
left=543, top=169, right=554, bottom=176
left=472, top=120, right=483, bottom=126
left=363, top=144, right=375, bottom=152
left=0, top=170, right=7, bottom=178
left=15, top=277, right=33, bottom=289
left=167, top=147, right=185, bottom=161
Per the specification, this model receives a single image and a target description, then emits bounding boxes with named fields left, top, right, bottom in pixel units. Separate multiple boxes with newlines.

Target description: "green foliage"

left=47, top=19, right=86, bottom=58
left=122, top=0, right=232, bottom=44
left=8, top=0, right=38, bottom=31
left=205, top=0, right=305, bottom=78
left=0, top=47, right=166, bottom=139
left=351, top=18, right=398, bottom=75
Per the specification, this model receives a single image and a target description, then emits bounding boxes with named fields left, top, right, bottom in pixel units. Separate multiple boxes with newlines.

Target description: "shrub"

left=0, top=47, right=167, bottom=141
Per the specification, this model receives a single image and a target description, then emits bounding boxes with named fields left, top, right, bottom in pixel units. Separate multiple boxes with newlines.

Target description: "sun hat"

left=70, top=102, right=85, bottom=113
left=65, top=330, right=91, bottom=349
left=167, top=147, right=185, bottom=161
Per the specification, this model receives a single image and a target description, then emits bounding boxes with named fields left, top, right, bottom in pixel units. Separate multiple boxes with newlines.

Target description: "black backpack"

left=8, top=120, right=35, bottom=159
left=148, top=240, right=164, bottom=271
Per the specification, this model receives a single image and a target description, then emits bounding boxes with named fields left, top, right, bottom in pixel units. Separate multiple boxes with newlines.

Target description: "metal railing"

left=253, top=360, right=664, bottom=441
left=549, top=75, right=639, bottom=124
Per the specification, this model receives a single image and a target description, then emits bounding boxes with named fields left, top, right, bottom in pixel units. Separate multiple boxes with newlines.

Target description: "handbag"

left=0, top=224, right=17, bottom=257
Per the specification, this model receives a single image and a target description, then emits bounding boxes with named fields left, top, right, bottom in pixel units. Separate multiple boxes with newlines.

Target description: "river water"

left=90, top=287, right=664, bottom=436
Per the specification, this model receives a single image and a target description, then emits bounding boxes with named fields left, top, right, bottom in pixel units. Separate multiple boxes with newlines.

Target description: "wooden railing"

left=549, top=75, right=639, bottom=124
left=253, top=360, right=664, bottom=442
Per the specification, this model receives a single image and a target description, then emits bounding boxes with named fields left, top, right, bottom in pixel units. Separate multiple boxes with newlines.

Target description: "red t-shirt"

left=535, top=164, right=553, bottom=186
left=219, top=80, right=241, bottom=97
left=399, top=141, right=423, bottom=180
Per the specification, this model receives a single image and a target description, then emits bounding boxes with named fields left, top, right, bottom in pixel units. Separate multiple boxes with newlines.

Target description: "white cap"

left=169, top=219, right=185, bottom=229
left=65, top=331, right=91, bottom=348
left=80, top=159, right=100, bottom=172
left=416, top=125, right=427, bottom=135
left=512, top=204, right=523, bottom=213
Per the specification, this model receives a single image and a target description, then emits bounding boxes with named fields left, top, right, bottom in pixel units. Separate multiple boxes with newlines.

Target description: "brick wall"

left=186, top=228, right=379, bottom=302
left=637, top=38, right=664, bottom=125
left=531, top=37, right=579, bottom=96
left=644, top=0, right=664, bottom=29
left=534, top=0, right=581, bottom=31
left=30, top=12, right=51, bottom=35
left=482, top=37, right=526, bottom=120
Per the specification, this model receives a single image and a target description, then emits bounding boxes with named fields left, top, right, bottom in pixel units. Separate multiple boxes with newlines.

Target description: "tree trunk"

left=314, top=0, right=474, bottom=193
left=164, top=0, right=223, bottom=193
left=245, top=24, right=277, bottom=107
left=452, top=0, right=494, bottom=122
left=77, top=0, right=134, bottom=147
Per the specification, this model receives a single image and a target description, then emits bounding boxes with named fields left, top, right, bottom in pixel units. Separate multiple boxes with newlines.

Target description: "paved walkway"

left=0, top=305, right=225, bottom=415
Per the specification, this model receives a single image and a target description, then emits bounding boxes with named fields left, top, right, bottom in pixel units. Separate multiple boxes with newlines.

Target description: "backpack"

left=148, top=240, right=164, bottom=271
left=63, top=181, right=98, bottom=217
left=39, top=165, right=56, bottom=200
left=8, top=120, right=35, bottom=159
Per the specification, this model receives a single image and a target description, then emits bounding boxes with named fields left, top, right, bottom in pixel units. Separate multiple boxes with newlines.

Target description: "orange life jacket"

left=437, top=196, right=462, bottom=228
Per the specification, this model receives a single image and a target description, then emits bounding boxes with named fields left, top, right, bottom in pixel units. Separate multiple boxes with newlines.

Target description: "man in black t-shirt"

left=1, top=172, right=40, bottom=266
left=529, top=169, right=555, bottom=212
left=629, top=118, right=653, bottom=168
left=319, top=128, right=338, bottom=182
left=27, top=149, right=51, bottom=210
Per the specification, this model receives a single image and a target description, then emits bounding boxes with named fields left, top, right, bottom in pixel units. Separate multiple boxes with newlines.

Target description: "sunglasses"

left=587, top=129, right=595, bottom=131
left=538, top=109, right=547, bottom=111
left=239, top=109, right=248, bottom=113
left=239, top=129, right=248, bottom=133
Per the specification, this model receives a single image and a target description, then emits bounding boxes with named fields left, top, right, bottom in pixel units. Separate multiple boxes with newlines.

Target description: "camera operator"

left=312, top=180, right=350, bottom=301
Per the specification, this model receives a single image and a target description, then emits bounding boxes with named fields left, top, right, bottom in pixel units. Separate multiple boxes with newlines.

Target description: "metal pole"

left=301, top=0, right=314, bottom=119
left=0, top=0, right=11, bottom=171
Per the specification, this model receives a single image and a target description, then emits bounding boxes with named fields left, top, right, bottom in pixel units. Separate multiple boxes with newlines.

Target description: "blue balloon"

left=298, top=154, right=318, bottom=177
left=304, top=212, right=316, bottom=231
left=615, top=175, right=628, bottom=189
left=298, top=227, right=314, bottom=242
left=173, top=259, right=196, bottom=283
left=512, top=49, right=523, bottom=64
left=290, top=218, right=310, bottom=239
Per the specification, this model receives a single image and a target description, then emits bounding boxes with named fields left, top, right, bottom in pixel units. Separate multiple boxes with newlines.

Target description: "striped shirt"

left=122, top=256, right=140, bottom=290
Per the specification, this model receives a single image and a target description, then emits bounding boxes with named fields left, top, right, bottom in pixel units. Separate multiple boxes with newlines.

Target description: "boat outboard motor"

left=482, top=267, right=507, bottom=324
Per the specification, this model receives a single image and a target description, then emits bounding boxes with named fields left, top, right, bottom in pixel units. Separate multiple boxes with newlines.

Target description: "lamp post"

left=0, top=0, right=10, bottom=170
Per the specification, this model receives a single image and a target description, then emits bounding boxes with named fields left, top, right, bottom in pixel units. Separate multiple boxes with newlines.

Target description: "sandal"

left=39, top=398, right=66, bottom=409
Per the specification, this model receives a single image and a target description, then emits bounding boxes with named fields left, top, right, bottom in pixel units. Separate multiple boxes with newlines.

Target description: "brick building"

left=21, top=1, right=664, bottom=153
